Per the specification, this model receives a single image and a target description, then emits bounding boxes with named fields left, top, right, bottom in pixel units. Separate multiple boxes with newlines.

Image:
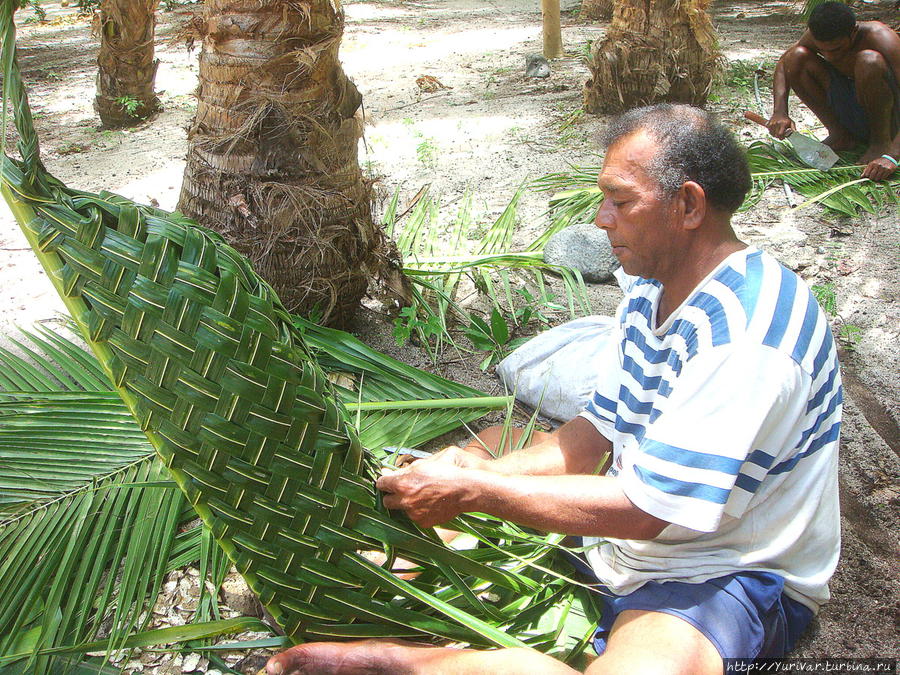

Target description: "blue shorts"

left=565, top=554, right=813, bottom=661
left=826, top=63, right=900, bottom=142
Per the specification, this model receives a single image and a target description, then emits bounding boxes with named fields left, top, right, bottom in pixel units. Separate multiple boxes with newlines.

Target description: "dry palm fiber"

left=583, top=0, right=719, bottom=113
left=176, top=0, right=387, bottom=327
left=0, top=2, right=596, bottom=654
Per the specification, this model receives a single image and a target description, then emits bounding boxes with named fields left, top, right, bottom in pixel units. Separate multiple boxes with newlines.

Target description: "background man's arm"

left=769, top=31, right=815, bottom=137
left=861, top=24, right=900, bottom=179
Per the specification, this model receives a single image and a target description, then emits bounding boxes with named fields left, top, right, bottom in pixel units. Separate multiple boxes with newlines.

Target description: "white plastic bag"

left=496, top=315, right=617, bottom=422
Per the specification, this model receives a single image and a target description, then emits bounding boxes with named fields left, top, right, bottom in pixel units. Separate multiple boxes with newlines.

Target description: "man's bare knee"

left=586, top=610, right=723, bottom=675
left=784, top=44, right=814, bottom=62
left=782, top=44, right=822, bottom=72
left=781, top=45, right=830, bottom=93
left=854, top=49, right=890, bottom=83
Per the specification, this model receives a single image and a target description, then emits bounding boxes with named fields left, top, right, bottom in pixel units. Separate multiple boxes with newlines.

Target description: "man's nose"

left=595, top=198, right=613, bottom=230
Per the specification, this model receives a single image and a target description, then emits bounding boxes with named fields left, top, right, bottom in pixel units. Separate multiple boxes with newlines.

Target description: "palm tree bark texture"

left=95, top=0, right=161, bottom=127
left=178, top=0, right=385, bottom=327
left=579, top=0, right=612, bottom=22
left=583, top=0, right=719, bottom=114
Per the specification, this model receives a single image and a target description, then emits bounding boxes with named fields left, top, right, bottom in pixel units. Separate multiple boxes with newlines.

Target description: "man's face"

left=594, top=131, right=682, bottom=281
left=812, top=34, right=854, bottom=64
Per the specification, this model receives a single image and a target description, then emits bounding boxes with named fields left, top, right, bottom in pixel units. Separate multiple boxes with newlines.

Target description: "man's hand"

left=766, top=113, right=795, bottom=139
left=395, top=444, right=489, bottom=470
left=861, top=155, right=899, bottom=181
left=377, top=449, right=477, bottom=528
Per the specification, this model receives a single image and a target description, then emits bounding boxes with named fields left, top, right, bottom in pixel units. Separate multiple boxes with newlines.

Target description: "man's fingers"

left=862, top=164, right=884, bottom=181
left=861, top=158, right=898, bottom=181
left=376, top=467, right=401, bottom=492
left=382, top=493, right=403, bottom=509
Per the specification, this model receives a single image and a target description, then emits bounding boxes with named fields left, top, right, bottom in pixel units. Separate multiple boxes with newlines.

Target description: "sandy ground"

left=1, top=0, right=898, bottom=668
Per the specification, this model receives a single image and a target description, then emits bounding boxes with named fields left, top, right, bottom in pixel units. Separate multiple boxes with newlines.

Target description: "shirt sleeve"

left=577, top=319, right=623, bottom=442
left=618, top=341, right=811, bottom=533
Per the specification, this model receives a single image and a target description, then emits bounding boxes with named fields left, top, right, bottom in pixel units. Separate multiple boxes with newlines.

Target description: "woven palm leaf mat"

left=0, top=2, right=600, bottom=654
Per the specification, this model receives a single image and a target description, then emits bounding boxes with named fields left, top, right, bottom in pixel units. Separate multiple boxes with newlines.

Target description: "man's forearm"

left=485, top=417, right=611, bottom=477
left=772, top=57, right=791, bottom=115
left=461, top=470, right=666, bottom=540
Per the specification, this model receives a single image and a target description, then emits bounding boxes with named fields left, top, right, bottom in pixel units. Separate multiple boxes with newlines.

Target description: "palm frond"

left=1, top=1, right=600, bottom=664
left=529, top=166, right=603, bottom=252
left=295, top=315, right=512, bottom=451
left=0, top=321, right=587, bottom=667
left=0, top=327, right=194, bottom=673
left=745, top=140, right=899, bottom=216
left=387, top=186, right=592, bottom=359
left=535, top=146, right=899, bottom=221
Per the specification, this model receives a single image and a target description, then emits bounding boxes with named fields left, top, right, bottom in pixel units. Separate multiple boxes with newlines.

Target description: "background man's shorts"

left=565, top=553, right=813, bottom=661
left=827, top=63, right=900, bottom=142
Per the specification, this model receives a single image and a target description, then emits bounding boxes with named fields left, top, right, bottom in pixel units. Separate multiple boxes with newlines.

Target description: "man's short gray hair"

left=600, top=104, right=752, bottom=213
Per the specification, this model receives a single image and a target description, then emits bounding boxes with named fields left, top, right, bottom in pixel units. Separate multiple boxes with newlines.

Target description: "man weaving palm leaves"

left=267, top=105, right=842, bottom=674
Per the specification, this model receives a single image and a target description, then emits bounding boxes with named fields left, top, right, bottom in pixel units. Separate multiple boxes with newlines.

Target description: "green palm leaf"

left=297, top=316, right=511, bottom=451
left=386, top=186, right=591, bottom=360
left=745, top=140, right=899, bottom=216
left=1, top=2, right=600, bottom=667
left=533, top=143, right=899, bottom=220
left=0, top=317, right=519, bottom=670
left=0, top=327, right=197, bottom=673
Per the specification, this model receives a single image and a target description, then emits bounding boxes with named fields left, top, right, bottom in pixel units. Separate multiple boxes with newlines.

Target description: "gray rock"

left=525, top=53, right=550, bottom=78
left=543, top=222, right=620, bottom=283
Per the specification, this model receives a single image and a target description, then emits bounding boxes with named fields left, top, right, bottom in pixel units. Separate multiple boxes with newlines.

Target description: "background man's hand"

left=861, top=155, right=898, bottom=181
left=377, top=450, right=477, bottom=528
left=766, top=113, right=795, bottom=139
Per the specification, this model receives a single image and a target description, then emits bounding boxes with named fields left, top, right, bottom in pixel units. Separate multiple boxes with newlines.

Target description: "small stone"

left=220, top=572, right=263, bottom=617
left=181, top=652, right=202, bottom=672
left=525, top=54, right=550, bottom=78
left=543, top=222, right=620, bottom=283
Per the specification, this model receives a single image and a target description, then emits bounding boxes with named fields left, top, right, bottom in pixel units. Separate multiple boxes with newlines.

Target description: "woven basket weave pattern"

left=0, top=2, right=560, bottom=650
left=24, top=186, right=397, bottom=636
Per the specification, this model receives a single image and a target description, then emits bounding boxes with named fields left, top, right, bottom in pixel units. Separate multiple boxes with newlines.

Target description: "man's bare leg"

left=265, top=640, right=578, bottom=675
left=853, top=49, right=897, bottom=163
left=587, top=609, right=723, bottom=675
left=264, top=607, right=725, bottom=675
left=781, top=45, right=858, bottom=149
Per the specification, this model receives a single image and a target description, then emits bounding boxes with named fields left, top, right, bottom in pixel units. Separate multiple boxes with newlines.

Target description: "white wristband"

left=881, top=154, right=899, bottom=167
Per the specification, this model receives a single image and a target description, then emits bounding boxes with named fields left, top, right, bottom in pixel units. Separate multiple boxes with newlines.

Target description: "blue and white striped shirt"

left=580, top=247, right=841, bottom=612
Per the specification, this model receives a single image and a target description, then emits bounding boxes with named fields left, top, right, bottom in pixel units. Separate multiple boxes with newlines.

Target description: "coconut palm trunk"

left=583, top=0, right=718, bottom=114
left=579, top=0, right=612, bottom=22
left=95, top=0, right=161, bottom=127
left=177, top=0, right=383, bottom=327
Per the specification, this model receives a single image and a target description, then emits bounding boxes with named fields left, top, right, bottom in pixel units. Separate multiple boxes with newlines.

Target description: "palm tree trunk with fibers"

left=579, top=0, right=612, bottom=22
left=95, top=0, right=161, bottom=127
left=177, top=0, right=385, bottom=327
left=583, top=0, right=718, bottom=114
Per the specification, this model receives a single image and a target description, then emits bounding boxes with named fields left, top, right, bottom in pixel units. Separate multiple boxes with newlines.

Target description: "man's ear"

left=680, top=181, right=707, bottom=230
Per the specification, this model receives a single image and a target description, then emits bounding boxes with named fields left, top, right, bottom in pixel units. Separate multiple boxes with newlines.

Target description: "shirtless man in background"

left=769, top=1, right=900, bottom=180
